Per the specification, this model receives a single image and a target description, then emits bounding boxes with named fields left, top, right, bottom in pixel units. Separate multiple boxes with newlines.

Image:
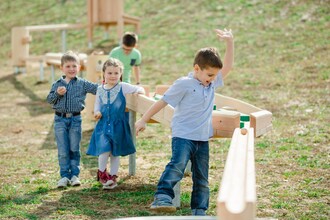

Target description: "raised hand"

left=215, top=28, right=233, bottom=41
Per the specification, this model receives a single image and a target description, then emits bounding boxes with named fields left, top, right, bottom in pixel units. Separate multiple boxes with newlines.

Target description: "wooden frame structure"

left=11, top=0, right=141, bottom=71
left=87, top=0, right=141, bottom=46
left=11, top=24, right=86, bottom=68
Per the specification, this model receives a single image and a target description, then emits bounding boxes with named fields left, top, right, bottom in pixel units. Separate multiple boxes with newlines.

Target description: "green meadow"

left=0, top=0, right=329, bottom=219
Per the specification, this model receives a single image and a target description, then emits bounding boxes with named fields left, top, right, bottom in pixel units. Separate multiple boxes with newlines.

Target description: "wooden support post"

left=11, top=27, right=30, bottom=67
left=129, top=109, right=137, bottom=176
left=61, top=30, right=66, bottom=53
left=50, top=65, right=55, bottom=82
left=85, top=54, right=108, bottom=118
left=87, top=0, right=94, bottom=48
left=250, top=110, right=272, bottom=137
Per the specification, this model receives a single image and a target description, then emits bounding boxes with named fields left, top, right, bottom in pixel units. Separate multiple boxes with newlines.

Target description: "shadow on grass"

left=40, top=124, right=98, bottom=177
left=0, top=73, right=53, bottom=116
left=40, top=121, right=56, bottom=150
left=81, top=128, right=98, bottom=169
left=27, top=180, right=158, bottom=219
left=0, top=187, right=58, bottom=207
left=40, top=119, right=95, bottom=151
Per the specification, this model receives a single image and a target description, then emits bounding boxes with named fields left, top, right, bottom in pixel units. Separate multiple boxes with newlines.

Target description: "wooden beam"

left=217, top=127, right=256, bottom=219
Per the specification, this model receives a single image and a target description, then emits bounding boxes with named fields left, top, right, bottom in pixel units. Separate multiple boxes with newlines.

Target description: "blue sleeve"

left=214, top=71, right=224, bottom=88
left=46, top=81, right=62, bottom=104
left=162, top=78, right=187, bottom=108
left=83, top=79, right=98, bottom=95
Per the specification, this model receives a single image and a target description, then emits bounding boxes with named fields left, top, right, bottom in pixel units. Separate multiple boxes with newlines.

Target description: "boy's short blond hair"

left=193, top=47, right=223, bottom=70
left=102, top=58, right=124, bottom=73
left=61, top=51, right=80, bottom=66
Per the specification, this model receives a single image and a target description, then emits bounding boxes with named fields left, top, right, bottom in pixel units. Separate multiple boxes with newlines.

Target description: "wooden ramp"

left=125, top=90, right=272, bottom=138
left=217, top=128, right=256, bottom=219
left=124, top=89, right=268, bottom=219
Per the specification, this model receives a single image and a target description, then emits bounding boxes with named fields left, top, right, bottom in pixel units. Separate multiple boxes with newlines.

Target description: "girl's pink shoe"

left=97, top=169, right=113, bottom=186
left=103, top=175, right=118, bottom=189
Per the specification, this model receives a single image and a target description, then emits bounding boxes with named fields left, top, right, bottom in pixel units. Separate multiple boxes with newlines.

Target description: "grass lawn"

left=0, top=0, right=329, bottom=219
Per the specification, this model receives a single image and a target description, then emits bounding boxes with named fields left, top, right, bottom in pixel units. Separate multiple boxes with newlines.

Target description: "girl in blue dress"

left=87, top=58, right=145, bottom=189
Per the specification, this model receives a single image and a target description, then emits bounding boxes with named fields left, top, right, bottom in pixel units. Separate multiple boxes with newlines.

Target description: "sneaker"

left=57, top=177, right=70, bottom=188
left=71, top=175, right=81, bottom=187
left=97, top=169, right=113, bottom=186
left=192, top=208, right=206, bottom=216
left=103, top=175, right=118, bottom=190
left=150, top=198, right=176, bottom=213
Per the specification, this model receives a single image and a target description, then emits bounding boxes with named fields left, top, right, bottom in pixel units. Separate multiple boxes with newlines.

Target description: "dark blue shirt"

left=47, top=76, right=98, bottom=113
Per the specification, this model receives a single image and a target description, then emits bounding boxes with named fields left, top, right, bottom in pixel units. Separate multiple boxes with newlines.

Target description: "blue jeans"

left=54, top=115, right=82, bottom=179
left=155, top=137, right=210, bottom=211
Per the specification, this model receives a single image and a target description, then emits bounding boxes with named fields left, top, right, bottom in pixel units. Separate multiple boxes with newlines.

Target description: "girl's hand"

left=215, top=28, right=233, bottom=42
left=94, top=112, right=102, bottom=120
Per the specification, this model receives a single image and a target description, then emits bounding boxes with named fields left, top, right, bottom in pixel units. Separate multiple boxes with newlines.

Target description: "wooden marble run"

left=123, top=86, right=271, bottom=220
left=125, top=85, right=272, bottom=138
left=217, top=127, right=256, bottom=220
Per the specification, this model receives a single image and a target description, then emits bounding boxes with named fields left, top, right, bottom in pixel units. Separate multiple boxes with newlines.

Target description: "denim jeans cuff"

left=155, top=193, right=172, bottom=202
left=192, top=208, right=206, bottom=216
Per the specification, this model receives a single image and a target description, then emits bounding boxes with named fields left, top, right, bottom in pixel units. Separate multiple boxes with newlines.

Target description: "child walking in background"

left=109, top=32, right=142, bottom=85
left=47, top=51, right=98, bottom=188
left=135, top=28, right=234, bottom=216
left=87, top=58, right=145, bottom=189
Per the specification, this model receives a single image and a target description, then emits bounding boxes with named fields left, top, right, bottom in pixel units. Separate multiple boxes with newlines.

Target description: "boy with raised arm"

left=135, top=28, right=234, bottom=216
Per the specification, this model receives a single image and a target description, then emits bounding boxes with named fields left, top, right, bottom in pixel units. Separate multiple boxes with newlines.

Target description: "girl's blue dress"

left=87, top=85, right=135, bottom=157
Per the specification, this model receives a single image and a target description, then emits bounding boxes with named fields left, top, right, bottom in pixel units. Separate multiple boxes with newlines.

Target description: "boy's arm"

left=215, top=29, right=234, bottom=78
left=133, top=65, right=141, bottom=84
left=84, top=80, right=98, bottom=95
left=47, top=84, right=62, bottom=104
left=135, top=100, right=168, bottom=135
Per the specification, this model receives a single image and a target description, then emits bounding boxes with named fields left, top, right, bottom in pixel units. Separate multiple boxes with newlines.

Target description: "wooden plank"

left=217, top=127, right=256, bottom=219
left=25, top=24, right=86, bottom=32
left=84, top=55, right=109, bottom=119
left=214, top=93, right=261, bottom=114
left=155, top=85, right=170, bottom=95
left=212, top=110, right=240, bottom=138
left=255, top=124, right=273, bottom=138
left=250, top=110, right=272, bottom=137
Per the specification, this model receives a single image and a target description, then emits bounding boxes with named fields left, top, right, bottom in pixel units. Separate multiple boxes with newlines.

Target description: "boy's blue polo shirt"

left=162, top=72, right=223, bottom=141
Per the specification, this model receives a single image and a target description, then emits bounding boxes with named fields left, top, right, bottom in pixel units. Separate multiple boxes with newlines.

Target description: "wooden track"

left=125, top=89, right=272, bottom=138
left=217, top=127, right=256, bottom=219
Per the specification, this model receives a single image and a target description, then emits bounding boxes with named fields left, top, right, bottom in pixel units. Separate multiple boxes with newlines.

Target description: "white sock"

left=109, top=153, right=120, bottom=175
left=98, top=152, right=110, bottom=172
